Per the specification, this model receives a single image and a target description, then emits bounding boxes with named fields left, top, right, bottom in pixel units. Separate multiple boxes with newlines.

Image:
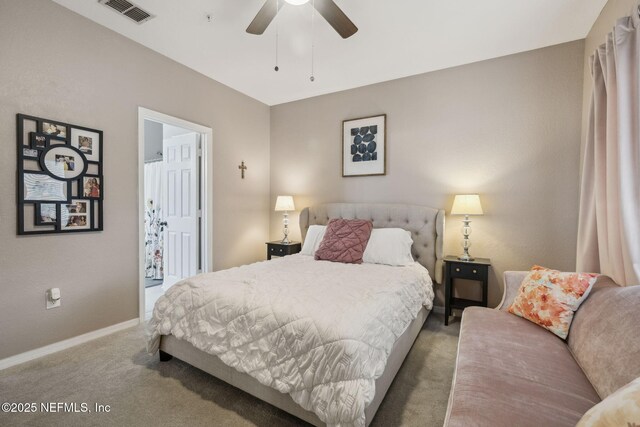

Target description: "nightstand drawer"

left=269, top=245, right=286, bottom=256
left=450, top=263, right=486, bottom=280
left=266, top=241, right=301, bottom=260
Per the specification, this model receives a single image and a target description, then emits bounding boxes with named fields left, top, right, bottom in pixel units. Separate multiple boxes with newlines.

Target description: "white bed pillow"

left=300, top=225, right=326, bottom=256
left=363, top=228, right=414, bottom=266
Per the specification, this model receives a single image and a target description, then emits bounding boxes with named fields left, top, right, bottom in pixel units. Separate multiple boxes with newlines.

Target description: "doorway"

left=138, top=108, right=213, bottom=321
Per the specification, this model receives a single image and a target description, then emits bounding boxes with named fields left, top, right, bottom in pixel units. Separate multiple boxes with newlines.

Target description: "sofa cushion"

left=567, top=277, right=640, bottom=399
left=445, top=307, right=600, bottom=427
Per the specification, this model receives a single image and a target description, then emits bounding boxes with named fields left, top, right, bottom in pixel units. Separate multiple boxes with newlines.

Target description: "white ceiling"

left=52, top=0, right=607, bottom=106
left=163, top=123, right=194, bottom=139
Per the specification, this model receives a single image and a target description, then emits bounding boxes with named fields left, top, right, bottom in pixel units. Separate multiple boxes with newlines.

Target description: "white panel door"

left=162, top=133, right=199, bottom=288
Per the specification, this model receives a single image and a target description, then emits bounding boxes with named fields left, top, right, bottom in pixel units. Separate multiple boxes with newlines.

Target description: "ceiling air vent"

left=98, top=0, right=155, bottom=24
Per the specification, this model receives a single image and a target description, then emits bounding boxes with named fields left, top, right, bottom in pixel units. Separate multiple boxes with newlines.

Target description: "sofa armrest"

left=497, top=271, right=528, bottom=311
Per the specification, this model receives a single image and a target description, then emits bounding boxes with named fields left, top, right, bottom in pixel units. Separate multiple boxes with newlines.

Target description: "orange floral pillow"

left=508, top=266, right=598, bottom=339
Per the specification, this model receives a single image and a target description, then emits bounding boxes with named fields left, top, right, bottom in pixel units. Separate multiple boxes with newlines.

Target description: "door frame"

left=137, top=107, right=213, bottom=322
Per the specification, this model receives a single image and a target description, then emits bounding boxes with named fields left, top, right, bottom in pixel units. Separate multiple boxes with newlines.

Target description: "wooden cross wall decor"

left=238, top=161, right=247, bottom=179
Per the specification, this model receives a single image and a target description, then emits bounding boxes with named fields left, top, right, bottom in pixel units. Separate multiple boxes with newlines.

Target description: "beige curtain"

left=577, top=5, right=640, bottom=285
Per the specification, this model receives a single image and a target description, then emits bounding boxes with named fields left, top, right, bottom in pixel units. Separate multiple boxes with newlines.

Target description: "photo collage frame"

left=17, top=114, right=103, bottom=235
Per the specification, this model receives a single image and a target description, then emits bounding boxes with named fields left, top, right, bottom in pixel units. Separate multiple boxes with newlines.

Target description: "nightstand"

left=444, top=255, right=491, bottom=325
left=266, top=241, right=301, bottom=260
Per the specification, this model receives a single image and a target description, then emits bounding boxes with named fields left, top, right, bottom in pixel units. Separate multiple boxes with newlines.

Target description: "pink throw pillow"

left=314, top=219, right=373, bottom=264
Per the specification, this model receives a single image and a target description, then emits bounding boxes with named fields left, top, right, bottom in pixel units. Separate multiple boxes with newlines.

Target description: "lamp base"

left=280, top=211, right=290, bottom=244
left=458, top=215, right=474, bottom=261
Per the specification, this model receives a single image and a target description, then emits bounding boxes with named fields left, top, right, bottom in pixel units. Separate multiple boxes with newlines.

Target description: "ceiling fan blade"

left=246, top=0, right=283, bottom=35
left=313, top=0, right=358, bottom=39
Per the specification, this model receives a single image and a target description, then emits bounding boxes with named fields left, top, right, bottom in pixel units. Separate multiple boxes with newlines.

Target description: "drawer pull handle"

left=473, top=269, right=477, bottom=274
left=455, top=268, right=460, bottom=272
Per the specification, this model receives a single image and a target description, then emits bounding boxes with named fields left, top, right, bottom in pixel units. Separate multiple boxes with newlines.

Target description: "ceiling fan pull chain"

left=274, top=0, right=280, bottom=72
left=310, top=0, right=315, bottom=82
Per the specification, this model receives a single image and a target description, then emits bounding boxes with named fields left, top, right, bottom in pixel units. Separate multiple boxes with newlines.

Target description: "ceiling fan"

left=247, top=0, right=358, bottom=39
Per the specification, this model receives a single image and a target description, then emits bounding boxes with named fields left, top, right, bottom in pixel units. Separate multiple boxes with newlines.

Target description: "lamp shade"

left=451, top=194, right=483, bottom=215
left=275, top=196, right=295, bottom=211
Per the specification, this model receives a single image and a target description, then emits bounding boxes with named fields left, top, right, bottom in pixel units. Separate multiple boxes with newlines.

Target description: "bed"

left=148, top=203, right=445, bottom=426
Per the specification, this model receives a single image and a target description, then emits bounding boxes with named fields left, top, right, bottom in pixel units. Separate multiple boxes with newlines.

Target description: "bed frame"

left=158, top=203, right=445, bottom=426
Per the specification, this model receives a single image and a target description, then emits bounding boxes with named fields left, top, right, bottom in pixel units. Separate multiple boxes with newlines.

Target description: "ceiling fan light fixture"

left=247, top=0, right=358, bottom=39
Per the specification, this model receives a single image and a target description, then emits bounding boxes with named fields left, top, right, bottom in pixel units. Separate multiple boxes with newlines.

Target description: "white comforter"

left=147, top=254, right=434, bottom=426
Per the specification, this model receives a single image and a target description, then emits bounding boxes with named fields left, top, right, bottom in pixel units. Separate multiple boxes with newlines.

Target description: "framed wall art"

left=16, top=113, right=103, bottom=235
left=342, top=114, right=386, bottom=177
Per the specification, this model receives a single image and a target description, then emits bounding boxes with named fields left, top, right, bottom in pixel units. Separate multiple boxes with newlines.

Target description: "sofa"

left=444, top=271, right=640, bottom=427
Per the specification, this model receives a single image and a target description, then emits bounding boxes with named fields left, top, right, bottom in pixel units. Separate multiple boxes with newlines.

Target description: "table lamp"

left=450, top=194, right=483, bottom=261
left=275, top=196, right=295, bottom=244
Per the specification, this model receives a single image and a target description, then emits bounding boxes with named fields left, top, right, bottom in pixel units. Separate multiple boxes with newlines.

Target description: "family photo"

left=55, top=154, right=75, bottom=171
left=66, top=201, right=87, bottom=214
left=42, top=122, right=67, bottom=138
left=23, top=148, right=38, bottom=157
left=78, top=135, right=93, bottom=154
left=31, top=133, right=47, bottom=148
left=65, top=215, right=87, bottom=228
left=71, top=128, right=100, bottom=162
left=82, top=176, right=100, bottom=198
left=61, top=200, right=90, bottom=230
left=39, top=204, right=56, bottom=224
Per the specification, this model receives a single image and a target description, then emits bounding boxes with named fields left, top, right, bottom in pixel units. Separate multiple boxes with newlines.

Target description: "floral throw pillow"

left=508, top=266, right=598, bottom=339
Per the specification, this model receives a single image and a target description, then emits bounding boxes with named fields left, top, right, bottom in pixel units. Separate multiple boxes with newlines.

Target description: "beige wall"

left=0, top=0, right=607, bottom=361
left=0, top=0, right=270, bottom=360
left=270, top=41, right=586, bottom=308
left=581, top=0, right=637, bottom=148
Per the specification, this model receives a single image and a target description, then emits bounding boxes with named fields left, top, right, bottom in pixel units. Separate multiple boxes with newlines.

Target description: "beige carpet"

left=0, top=313, right=460, bottom=427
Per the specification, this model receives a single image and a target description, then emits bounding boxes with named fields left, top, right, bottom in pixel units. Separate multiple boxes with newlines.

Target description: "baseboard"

left=0, top=305, right=444, bottom=370
left=0, top=318, right=139, bottom=371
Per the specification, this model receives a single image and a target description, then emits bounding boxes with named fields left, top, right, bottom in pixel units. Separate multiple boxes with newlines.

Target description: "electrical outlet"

left=46, top=288, right=61, bottom=310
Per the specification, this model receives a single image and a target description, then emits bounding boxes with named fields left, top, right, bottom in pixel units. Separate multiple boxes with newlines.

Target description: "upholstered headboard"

left=299, top=203, right=445, bottom=284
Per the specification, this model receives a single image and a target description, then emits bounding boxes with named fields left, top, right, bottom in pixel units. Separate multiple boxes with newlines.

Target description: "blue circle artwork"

left=350, top=126, right=378, bottom=163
